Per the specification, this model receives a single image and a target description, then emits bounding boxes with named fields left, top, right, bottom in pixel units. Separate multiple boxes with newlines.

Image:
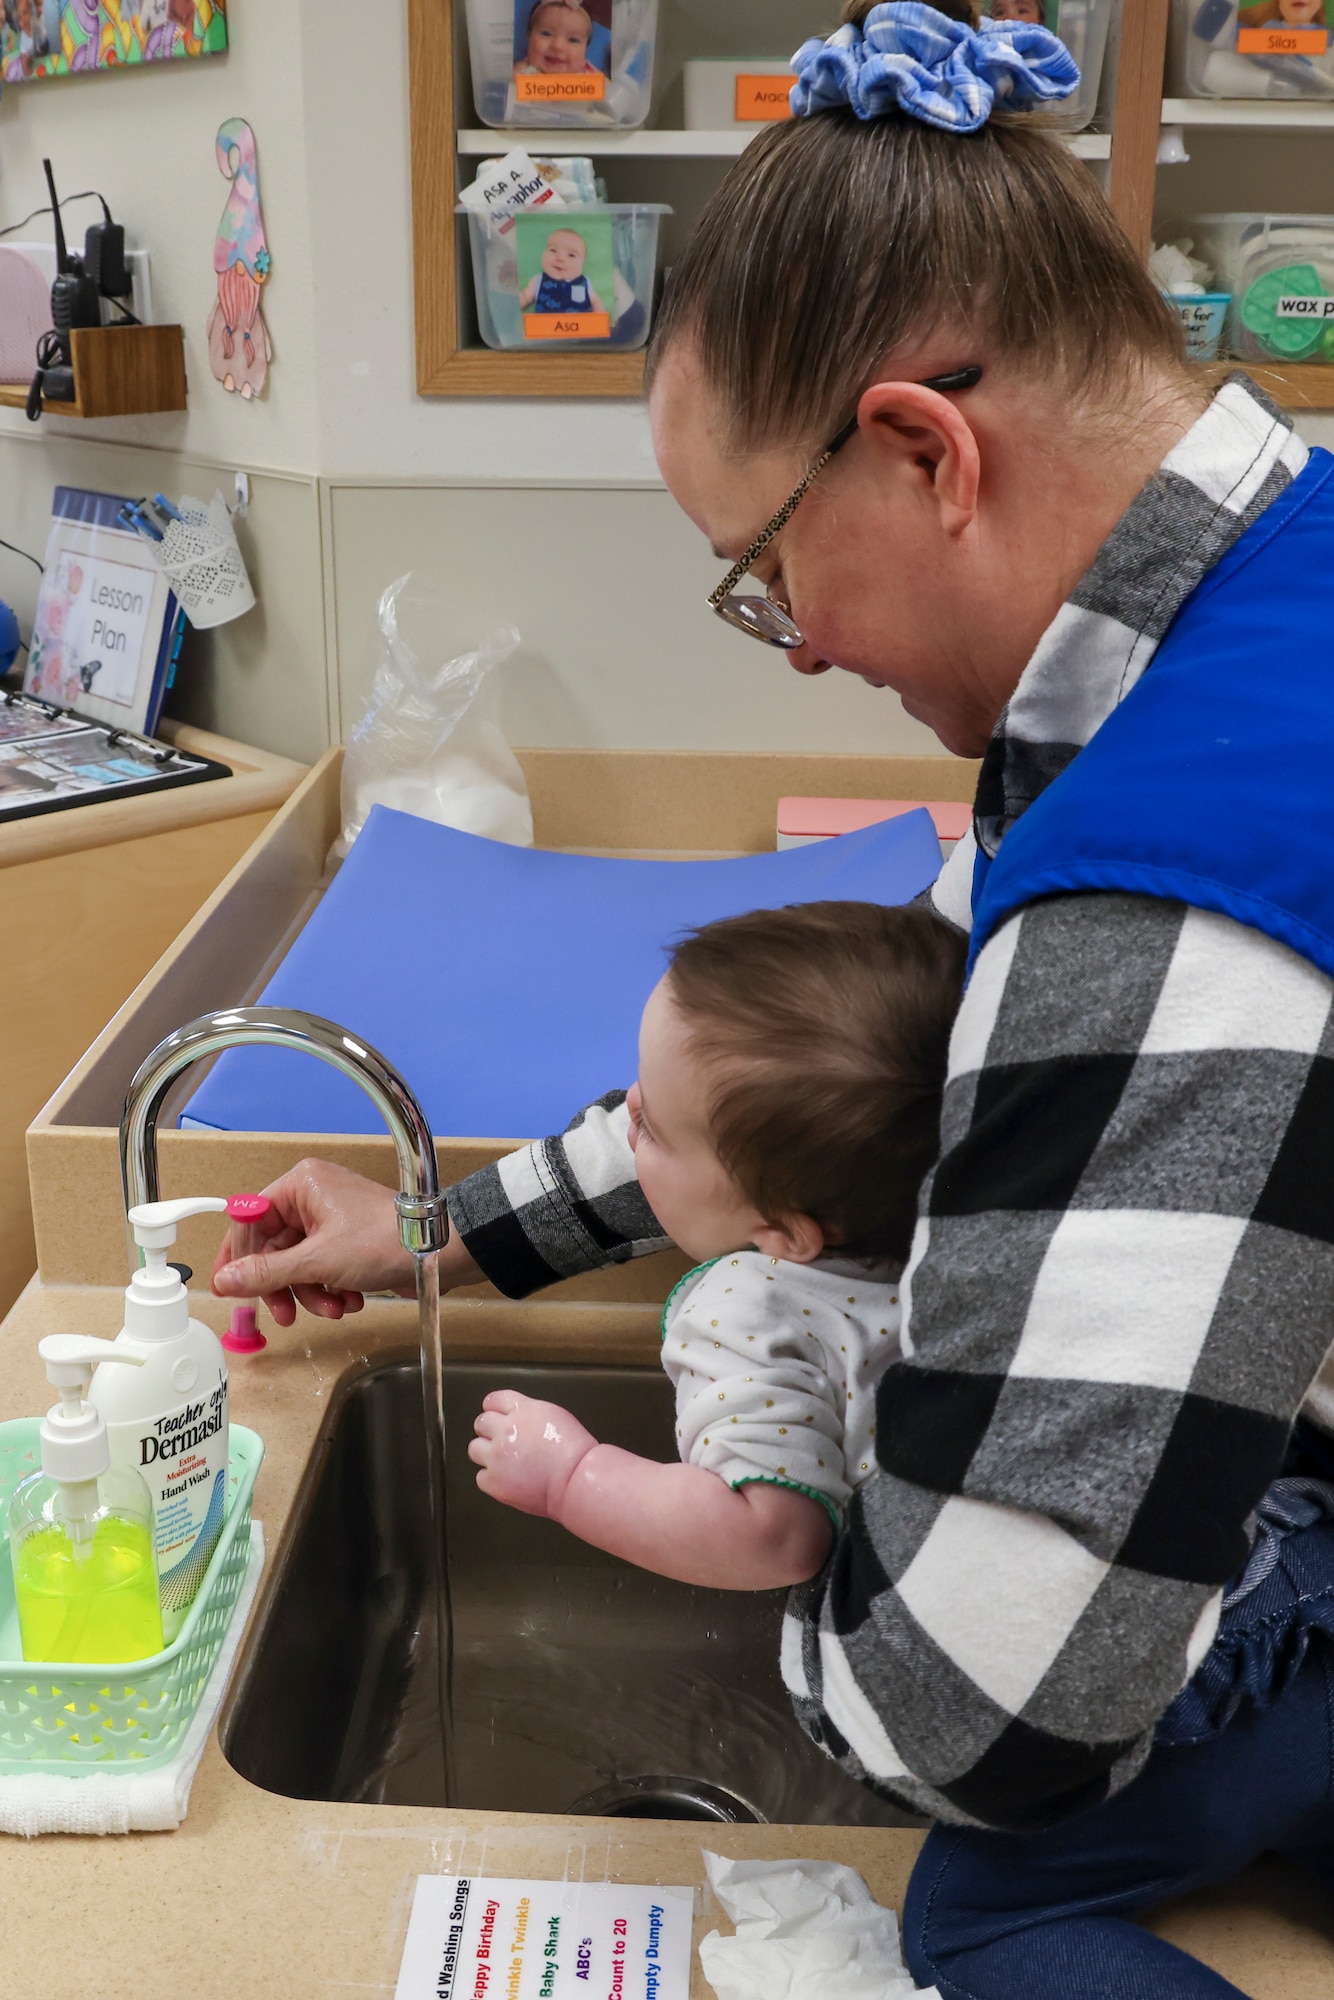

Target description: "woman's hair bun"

left=792, top=0, right=1079, bottom=132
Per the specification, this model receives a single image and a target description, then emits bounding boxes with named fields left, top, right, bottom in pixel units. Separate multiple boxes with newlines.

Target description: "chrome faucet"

left=119, top=1006, right=449, bottom=1255
left=120, top=1005, right=459, bottom=1798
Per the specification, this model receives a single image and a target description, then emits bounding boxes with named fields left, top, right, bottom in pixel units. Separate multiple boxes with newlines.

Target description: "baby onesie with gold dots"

left=660, top=1250, right=903, bottom=1528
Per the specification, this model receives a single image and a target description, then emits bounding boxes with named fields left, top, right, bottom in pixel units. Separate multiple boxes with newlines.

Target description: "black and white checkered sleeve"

left=784, top=890, right=1334, bottom=1831
left=446, top=1090, right=668, bottom=1297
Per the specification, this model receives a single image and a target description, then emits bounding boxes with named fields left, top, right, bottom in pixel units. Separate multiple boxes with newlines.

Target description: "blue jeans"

left=905, top=1476, right=1334, bottom=2000
left=905, top=1641, right=1334, bottom=1997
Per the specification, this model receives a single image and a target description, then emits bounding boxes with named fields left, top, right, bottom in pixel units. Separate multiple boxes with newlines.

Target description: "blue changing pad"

left=180, top=803, right=942, bottom=1139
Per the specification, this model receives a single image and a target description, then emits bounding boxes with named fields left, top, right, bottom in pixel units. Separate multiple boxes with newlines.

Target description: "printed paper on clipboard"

left=23, top=487, right=183, bottom=735
left=0, top=694, right=230, bottom=826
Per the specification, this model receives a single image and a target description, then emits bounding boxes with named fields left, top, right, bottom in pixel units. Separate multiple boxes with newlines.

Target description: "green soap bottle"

left=8, top=1335, right=164, bottom=1665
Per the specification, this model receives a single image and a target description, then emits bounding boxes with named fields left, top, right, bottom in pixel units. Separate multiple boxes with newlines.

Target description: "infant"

left=515, top=0, right=600, bottom=76
left=519, top=226, right=606, bottom=315
left=471, top=900, right=965, bottom=1590
left=1239, top=0, right=1327, bottom=25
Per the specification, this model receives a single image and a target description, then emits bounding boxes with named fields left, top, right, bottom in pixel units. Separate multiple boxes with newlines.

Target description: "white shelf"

left=457, top=127, right=753, bottom=155
left=457, top=126, right=1111, bottom=159
left=1162, top=95, right=1334, bottom=125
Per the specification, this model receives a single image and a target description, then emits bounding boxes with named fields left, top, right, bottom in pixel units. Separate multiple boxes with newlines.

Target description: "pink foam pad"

left=777, top=797, right=972, bottom=841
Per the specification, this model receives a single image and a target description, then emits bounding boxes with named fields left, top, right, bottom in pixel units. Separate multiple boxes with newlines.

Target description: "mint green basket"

left=0, top=1419, right=262, bottom=1774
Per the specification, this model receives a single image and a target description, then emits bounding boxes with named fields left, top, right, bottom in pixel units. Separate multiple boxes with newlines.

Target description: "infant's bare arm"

left=470, top=1390, right=832, bottom=1590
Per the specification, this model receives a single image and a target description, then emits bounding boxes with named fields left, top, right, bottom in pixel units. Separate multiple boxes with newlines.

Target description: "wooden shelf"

left=1162, top=96, right=1334, bottom=125
left=418, top=0, right=1325, bottom=404
left=457, top=126, right=754, bottom=156
left=1241, top=364, right=1334, bottom=408
left=0, top=324, right=185, bottom=418
left=456, top=125, right=1112, bottom=158
left=412, top=0, right=1131, bottom=397
left=420, top=349, right=645, bottom=394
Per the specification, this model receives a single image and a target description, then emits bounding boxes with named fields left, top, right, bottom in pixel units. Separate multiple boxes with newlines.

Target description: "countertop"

left=2, top=1277, right=1332, bottom=1999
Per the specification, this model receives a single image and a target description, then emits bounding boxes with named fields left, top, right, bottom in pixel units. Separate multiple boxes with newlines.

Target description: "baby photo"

left=1239, top=0, right=1327, bottom=27
left=515, top=213, right=614, bottom=335
left=512, top=0, right=611, bottom=80
left=989, top=0, right=1050, bottom=22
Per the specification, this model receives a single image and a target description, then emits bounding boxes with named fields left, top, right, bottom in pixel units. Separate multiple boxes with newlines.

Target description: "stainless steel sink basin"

left=223, top=1352, right=920, bottom=1827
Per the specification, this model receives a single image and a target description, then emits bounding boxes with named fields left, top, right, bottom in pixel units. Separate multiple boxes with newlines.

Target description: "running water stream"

left=415, top=1244, right=458, bottom=1803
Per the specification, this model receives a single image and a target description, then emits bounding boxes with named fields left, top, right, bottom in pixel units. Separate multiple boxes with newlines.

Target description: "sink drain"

left=567, top=1776, right=764, bottom=1824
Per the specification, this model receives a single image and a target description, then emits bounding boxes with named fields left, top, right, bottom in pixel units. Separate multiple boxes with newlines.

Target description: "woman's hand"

left=469, top=1390, right=598, bottom=1519
left=210, top=1156, right=482, bottom=1326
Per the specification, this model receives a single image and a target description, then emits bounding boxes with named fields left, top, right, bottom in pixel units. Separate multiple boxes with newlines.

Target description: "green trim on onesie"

left=731, top=1473, right=842, bottom=1536
left=659, top=1256, right=722, bottom=1342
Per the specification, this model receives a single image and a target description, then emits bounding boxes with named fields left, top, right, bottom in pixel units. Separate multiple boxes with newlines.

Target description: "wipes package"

left=697, top=1851, right=938, bottom=2000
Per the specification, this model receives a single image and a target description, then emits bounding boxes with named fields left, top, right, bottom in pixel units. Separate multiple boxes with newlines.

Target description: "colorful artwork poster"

left=1, top=0, right=226, bottom=86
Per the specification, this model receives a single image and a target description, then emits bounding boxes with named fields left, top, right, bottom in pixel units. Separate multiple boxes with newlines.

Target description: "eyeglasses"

left=708, top=365, right=984, bottom=649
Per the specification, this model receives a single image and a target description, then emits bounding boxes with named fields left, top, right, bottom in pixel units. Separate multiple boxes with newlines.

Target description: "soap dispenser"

left=8, top=1335, right=164, bottom=1664
left=88, top=1197, right=231, bottom=1642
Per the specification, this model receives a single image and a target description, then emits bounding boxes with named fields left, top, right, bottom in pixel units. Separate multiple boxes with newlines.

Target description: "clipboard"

left=0, top=691, right=229, bottom=825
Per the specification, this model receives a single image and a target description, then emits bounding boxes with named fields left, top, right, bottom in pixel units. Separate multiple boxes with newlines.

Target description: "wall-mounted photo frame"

left=1, top=0, right=226, bottom=86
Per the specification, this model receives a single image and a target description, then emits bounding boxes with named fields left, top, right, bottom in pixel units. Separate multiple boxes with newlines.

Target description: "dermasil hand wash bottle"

left=89, top=1197, right=231, bottom=1643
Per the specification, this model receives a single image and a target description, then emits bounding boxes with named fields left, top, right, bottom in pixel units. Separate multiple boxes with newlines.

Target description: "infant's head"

left=526, top=0, right=593, bottom=71
left=627, top=901, right=966, bottom=1268
left=541, top=227, right=589, bottom=281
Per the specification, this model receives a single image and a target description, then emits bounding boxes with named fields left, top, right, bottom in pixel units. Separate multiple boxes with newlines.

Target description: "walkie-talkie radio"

left=26, top=159, right=138, bottom=421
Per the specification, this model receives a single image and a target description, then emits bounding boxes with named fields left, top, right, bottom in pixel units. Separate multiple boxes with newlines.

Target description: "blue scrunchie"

left=790, top=2, right=1080, bottom=134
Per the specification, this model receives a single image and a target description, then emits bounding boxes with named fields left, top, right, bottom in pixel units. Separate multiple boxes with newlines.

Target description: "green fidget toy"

left=1241, top=263, right=1334, bottom=363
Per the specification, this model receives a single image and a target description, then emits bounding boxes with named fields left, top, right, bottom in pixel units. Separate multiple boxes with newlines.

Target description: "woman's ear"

left=855, top=379, right=982, bottom=538
left=751, top=1212, right=827, bottom=1265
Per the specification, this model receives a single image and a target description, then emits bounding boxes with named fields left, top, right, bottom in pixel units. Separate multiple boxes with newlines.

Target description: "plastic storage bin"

left=466, top=0, right=659, bottom=128
left=1190, top=214, right=1334, bottom=362
left=1165, top=291, right=1233, bottom=358
left=683, top=60, right=796, bottom=130
left=980, top=0, right=1111, bottom=130
left=461, top=201, right=669, bottom=350
left=1170, top=0, right=1334, bottom=98
left=0, top=1418, right=261, bottom=1772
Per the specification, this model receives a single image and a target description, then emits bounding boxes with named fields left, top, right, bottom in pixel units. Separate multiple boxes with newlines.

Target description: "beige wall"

left=0, top=428, right=329, bottom=763
left=324, top=481, right=942, bottom=751
left=1, top=0, right=1331, bottom=766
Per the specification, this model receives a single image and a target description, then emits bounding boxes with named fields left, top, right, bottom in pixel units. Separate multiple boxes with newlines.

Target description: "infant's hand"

left=468, top=1390, right=597, bottom=1519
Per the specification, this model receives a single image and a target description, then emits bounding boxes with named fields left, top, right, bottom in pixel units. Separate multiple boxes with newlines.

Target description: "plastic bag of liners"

left=335, top=574, right=532, bottom=861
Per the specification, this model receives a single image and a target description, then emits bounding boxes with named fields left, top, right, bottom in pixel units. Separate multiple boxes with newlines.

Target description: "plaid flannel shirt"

left=447, top=375, right=1334, bottom=1830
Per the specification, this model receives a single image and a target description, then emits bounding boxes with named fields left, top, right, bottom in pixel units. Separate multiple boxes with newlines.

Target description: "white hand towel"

left=0, top=1522, right=264, bottom=1837
left=698, top=1848, right=939, bottom=2000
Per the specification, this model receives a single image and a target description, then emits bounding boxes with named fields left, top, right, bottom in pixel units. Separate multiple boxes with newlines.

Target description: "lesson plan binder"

left=23, top=486, right=184, bottom=736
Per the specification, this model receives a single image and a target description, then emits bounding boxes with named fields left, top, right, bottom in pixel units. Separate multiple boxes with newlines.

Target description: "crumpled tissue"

left=697, top=1850, right=938, bottom=2000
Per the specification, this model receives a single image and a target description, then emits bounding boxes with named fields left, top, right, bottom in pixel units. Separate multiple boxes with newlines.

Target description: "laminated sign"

left=394, top=1876, right=694, bottom=2000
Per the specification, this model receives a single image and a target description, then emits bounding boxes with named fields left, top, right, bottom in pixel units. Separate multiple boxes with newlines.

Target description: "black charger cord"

left=0, top=191, right=112, bottom=239
left=0, top=537, right=43, bottom=575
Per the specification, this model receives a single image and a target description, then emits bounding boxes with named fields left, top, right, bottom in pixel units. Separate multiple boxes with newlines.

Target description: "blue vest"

left=970, top=448, right=1334, bottom=973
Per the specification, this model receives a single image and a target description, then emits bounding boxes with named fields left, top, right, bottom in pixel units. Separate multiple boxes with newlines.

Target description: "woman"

left=215, top=7, right=1334, bottom=1994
